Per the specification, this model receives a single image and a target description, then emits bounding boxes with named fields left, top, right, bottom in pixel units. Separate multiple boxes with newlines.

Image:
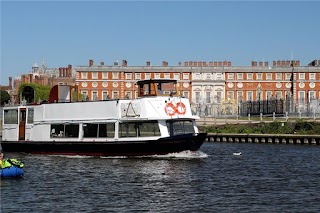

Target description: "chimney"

left=178, top=61, right=181, bottom=66
left=9, top=77, right=12, bottom=89
left=214, top=61, right=218, bottom=66
left=198, top=61, right=202, bottom=67
left=100, top=62, right=104, bottom=66
left=264, top=61, right=269, bottom=67
left=209, top=61, right=213, bottom=66
left=193, top=61, right=197, bottom=67
left=273, top=61, right=276, bottom=66
left=228, top=61, right=232, bottom=66
left=189, top=61, right=193, bottom=66
left=114, top=61, right=118, bottom=66
left=223, top=60, right=228, bottom=66
left=296, top=60, right=300, bottom=66
left=59, top=68, right=62, bottom=77
left=286, top=60, right=290, bottom=66
left=89, top=59, right=94, bottom=66
left=218, top=61, right=223, bottom=66
left=259, top=61, right=263, bottom=66
left=146, top=61, right=151, bottom=66
left=122, top=60, right=127, bottom=67
left=281, top=60, right=286, bottom=66
left=203, top=62, right=207, bottom=67
left=184, top=61, right=188, bottom=66
left=252, top=61, right=257, bottom=66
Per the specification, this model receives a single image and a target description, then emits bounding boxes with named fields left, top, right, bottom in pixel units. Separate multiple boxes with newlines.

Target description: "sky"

left=1, top=1, right=320, bottom=85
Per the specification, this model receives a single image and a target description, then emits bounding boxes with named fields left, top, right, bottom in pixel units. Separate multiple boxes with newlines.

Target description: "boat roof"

left=136, top=79, right=177, bottom=85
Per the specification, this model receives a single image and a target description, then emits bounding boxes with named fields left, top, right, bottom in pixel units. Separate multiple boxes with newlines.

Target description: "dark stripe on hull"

left=1, top=133, right=207, bottom=156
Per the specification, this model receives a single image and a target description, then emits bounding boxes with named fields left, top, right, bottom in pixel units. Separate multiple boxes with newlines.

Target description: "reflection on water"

left=1, top=143, right=320, bottom=212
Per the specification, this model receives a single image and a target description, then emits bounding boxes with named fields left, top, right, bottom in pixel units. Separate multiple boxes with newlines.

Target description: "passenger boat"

left=1, top=79, right=206, bottom=156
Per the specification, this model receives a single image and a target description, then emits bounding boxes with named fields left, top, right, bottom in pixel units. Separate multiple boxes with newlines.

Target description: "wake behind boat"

left=1, top=79, right=207, bottom=156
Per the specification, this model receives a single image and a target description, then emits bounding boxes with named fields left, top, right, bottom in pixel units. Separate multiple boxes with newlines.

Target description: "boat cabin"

left=137, top=79, right=178, bottom=97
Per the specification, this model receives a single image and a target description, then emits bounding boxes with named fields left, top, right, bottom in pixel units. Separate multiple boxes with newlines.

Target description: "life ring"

left=176, top=102, right=186, bottom=115
left=164, top=102, right=176, bottom=116
left=164, top=102, right=187, bottom=116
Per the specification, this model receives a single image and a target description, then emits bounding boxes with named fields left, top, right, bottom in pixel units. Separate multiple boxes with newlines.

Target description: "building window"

left=102, top=91, right=109, bottom=100
left=216, top=91, right=221, bottom=103
left=257, top=91, right=262, bottom=100
left=309, top=73, right=315, bottom=80
left=174, top=73, right=180, bottom=80
left=92, top=91, right=98, bottom=101
left=183, top=73, right=189, bottom=80
left=237, top=73, right=243, bottom=80
left=309, top=91, right=316, bottom=101
left=246, top=91, right=253, bottom=101
left=112, top=72, right=119, bottom=79
left=145, top=73, right=151, bottom=79
left=298, top=91, right=305, bottom=104
left=102, top=72, right=108, bottom=79
left=195, top=73, right=201, bottom=80
left=206, top=74, right=211, bottom=80
left=206, top=92, right=211, bottom=103
left=237, top=91, right=243, bottom=102
left=227, top=73, right=234, bottom=80
left=135, top=73, right=141, bottom=80
left=126, top=73, right=132, bottom=80
left=195, top=92, right=200, bottom=103
left=81, top=91, right=88, bottom=101
left=285, top=73, right=291, bottom=80
left=227, top=91, right=234, bottom=99
left=183, top=91, right=189, bottom=98
left=216, top=73, right=222, bottom=80
left=112, top=91, right=119, bottom=99
left=299, top=73, right=305, bottom=80
left=81, top=72, right=87, bottom=79
left=92, top=72, right=98, bottom=79
left=155, top=73, right=160, bottom=79
left=275, top=91, right=282, bottom=99
left=125, top=91, right=132, bottom=99
left=256, top=73, right=262, bottom=80
left=247, top=73, right=253, bottom=80
left=276, top=73, right=282, bottom=80
left=266, top=91, right=272, bottom=100
left=266, top=73, right=272, bottom=80
left=164, top=73, right=170, bottom=79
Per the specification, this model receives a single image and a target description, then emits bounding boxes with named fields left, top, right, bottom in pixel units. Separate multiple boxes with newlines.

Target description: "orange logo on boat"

left=164, top=102, right=187, bottom=116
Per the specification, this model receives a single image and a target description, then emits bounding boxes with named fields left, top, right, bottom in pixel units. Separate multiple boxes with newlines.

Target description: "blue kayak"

left=0, top=167, right=24, bottom=178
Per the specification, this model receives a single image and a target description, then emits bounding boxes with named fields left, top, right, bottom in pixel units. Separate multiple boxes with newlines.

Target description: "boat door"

left=19, top=108, right=26, bottom=140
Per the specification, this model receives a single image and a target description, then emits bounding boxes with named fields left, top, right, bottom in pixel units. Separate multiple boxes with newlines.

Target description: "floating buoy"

left=233, top=152, right=242, bottom=156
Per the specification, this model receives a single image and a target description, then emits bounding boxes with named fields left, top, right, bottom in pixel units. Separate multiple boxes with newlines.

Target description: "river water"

left=1, top=142, right=320, bottom=212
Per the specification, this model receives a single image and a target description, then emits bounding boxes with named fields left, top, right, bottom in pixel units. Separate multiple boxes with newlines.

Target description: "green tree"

left=18, top=83, right=51, bottom=103
left=0, top=90, right=11, bottom=105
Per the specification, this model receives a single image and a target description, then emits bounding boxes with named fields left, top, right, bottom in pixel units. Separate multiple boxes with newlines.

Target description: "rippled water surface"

left=1, top=142, right=320, bottom=212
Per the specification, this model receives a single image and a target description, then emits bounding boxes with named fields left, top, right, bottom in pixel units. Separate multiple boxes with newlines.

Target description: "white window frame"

left=164, top=73, right=170, bottom=79
left=266, top=73, right=272, bottom=80
left=145, top=73, right=151, bottom=79
left=135, top=73, right=141, bottom=80
left=309, top=73, right=316, bottom=80
left=276, top=73, right=282, bottom=80
left=216, top=73, right=222, bottom=80
left=246, top=91, right=253, bottom=101
left=92, top=91, right=98, bottom=101
left=237, top=73, right=243, bottom=80
left=102, top=72, right=108, bottom=79
left=285, top=73, right=291, bottom=80
left=126, top=73, right=132, bottom=80
left=174, top=73, right=180, bottom=80
left=183, top=73, right=189, bottom=80
left=227, top=73, right=234, bottom=80
left=112, top=72, right=119, bottom=79
left=155, top=73, right=160, bottom=79
left=256, top=73, right=262, bottom=80
left=81, top=72, right=87, bottom=79
left=247, top=73, right=253, bottom=80
left=299, top=73, right=305, bottom=80
left=92, top=72, right=98, bottom=79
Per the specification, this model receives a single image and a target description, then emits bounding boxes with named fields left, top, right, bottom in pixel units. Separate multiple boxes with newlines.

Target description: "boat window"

left=27, top=108, right=34, bottom=124
left=3, top=109, right=18, bottom=124
left=166, top=120, right=195, bottom=136
left=51, top=124, right=79, bottom=138
left=83, top=123, right=115, bottom=138
left=119, top=121, right=160, bottom=137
